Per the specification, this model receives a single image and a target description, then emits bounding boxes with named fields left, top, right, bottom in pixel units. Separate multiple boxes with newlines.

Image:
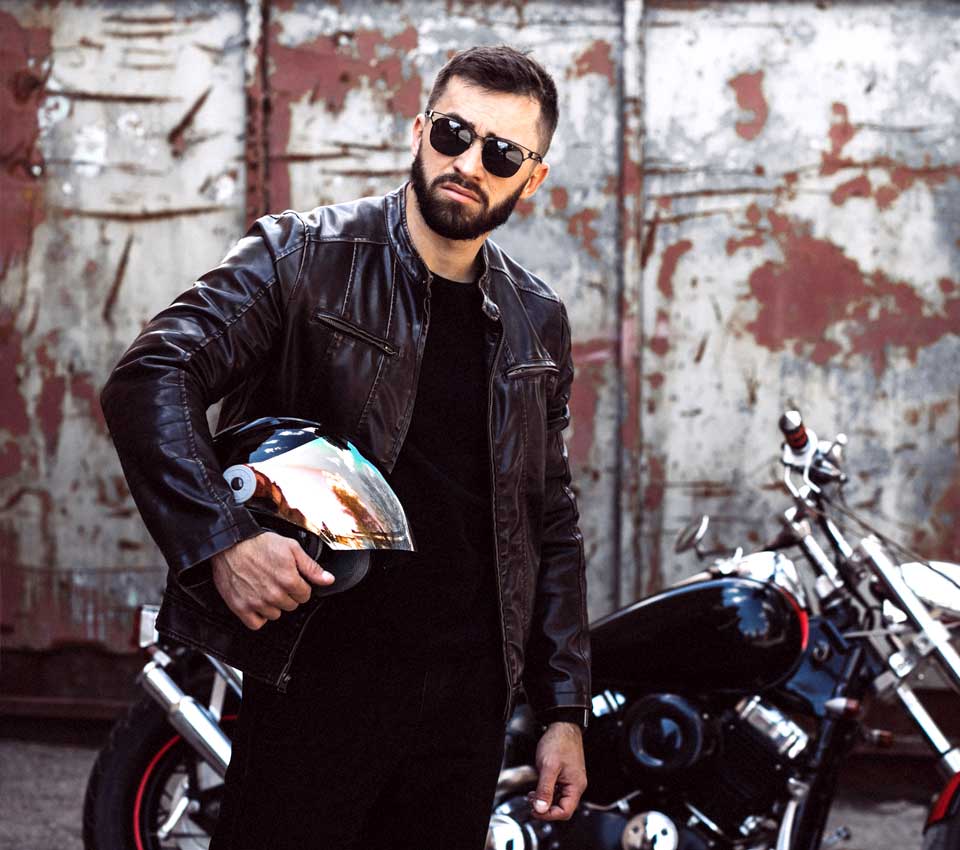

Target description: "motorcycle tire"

left=924, top=810, right=960, bottom=850
left=82, top=672, right=238, bottom=850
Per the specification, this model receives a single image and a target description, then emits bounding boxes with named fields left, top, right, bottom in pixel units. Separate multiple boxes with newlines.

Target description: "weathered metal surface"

left=2, top=0, right=958, bottom=691
left=1, top=2, right=249, bottom=651
left=640, top=1, right=960, bottom=594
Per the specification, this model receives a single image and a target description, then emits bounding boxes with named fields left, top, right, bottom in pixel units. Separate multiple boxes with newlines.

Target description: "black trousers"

left=210, top=568, right=510, bottom=850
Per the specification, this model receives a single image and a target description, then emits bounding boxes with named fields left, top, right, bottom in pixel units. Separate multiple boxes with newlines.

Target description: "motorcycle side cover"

left=590, top=577, right=806, bottom=695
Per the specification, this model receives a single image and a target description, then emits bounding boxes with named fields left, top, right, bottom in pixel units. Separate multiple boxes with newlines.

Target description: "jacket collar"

left=386, top=183, right=501, bottom=321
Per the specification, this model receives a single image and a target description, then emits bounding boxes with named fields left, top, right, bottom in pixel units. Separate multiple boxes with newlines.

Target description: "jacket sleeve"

left=522, top=301, right=592, bottom=728
left=100, top=213, right=303, bottom=583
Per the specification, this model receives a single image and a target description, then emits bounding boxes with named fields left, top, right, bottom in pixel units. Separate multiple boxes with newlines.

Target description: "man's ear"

left=520, top=161, right=550, bottom=200
left=411, top=114, right=425, bottom=158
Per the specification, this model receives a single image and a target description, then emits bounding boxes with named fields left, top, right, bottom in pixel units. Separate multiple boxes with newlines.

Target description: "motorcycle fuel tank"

left=590, top=577, right=807, bottom=695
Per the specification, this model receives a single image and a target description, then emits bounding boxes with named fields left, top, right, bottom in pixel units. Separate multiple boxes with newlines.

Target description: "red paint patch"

left=821, top=102, right=857, bottom=175
left=874, top=184, right=899, bottom=210
left=569, top=339, right=612, bottom=467
left=0, top=11, right=51, bottom=279
left=266, top=24, right=423, bottom=209
left=649, top=309, right=671, bottom=357
left=0, top=440, right=22, bottom=477
left=728, top=70, right=768, bottom=141
left=656, top=240, right=693, bottom=299
left=514, top=197, right=535, bottom=218
left=643, top=453, right=666, bottom=512
left=744, top=211, right=960, bottom=375
left=930, top=471, right=960, bottom=560
left=830, top=174, right=871, bottom=206
left=646, top=372, right=665, bottom=389
left=571, top=41, right=615, bottom=83
left=939, top=278, right=956, bottom=294
left=70, top=372, right=107, bottom=433
left=550, top=186, right=568, bottom=212
left=567, top=208, right=601, bottom=259
left=0, top=309, right=29, bottom=437
left=727, top=204, right=765, bottom=255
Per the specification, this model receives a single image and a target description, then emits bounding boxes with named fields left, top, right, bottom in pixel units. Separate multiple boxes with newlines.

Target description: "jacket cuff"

left=538, top=705, right=589, bottom=729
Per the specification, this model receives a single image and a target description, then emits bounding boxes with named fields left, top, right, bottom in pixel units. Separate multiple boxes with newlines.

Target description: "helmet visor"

left=224, top=433, right=413, bottom=551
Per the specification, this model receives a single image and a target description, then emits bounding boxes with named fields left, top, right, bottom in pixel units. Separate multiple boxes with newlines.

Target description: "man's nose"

left=452, top=138, right=485, bottom=183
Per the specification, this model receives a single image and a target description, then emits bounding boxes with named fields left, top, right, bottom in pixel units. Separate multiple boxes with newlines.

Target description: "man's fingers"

left=290, top=542, right=335, bottom=587
left=532, top=762, right=560, bottom=814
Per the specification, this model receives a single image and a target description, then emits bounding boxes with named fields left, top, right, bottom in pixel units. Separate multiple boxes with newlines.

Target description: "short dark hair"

left=426, top=45, right=559, bottom=155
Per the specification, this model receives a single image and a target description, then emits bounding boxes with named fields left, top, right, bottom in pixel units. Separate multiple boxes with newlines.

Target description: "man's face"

left=410, top=76, right=549, bottom=241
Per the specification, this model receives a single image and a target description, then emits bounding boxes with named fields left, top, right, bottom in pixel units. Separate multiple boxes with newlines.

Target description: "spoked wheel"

left=133, top=723, right=233, bottom=850
left=83, top=666, right=239, bottom=850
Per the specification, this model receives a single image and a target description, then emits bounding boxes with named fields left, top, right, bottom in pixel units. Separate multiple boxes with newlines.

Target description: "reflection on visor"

left=228, top=436, right=413, bottom=551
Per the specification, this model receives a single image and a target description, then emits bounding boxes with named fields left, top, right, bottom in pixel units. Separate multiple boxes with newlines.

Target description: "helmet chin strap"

left=312, top=549, right=372, bottom=598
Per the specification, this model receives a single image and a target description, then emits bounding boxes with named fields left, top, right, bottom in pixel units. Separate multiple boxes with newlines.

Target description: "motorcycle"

left=83, top=409, right=960, bottom=850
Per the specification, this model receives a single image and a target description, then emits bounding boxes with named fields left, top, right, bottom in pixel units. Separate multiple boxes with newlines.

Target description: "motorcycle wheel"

left=82, top=676, right=237, bottom=850
left=924, top=812, right=960, bottom=850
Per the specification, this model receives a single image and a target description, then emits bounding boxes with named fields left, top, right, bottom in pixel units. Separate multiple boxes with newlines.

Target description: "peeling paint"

left=0, top=9, right=51, bottom=280
left=728, top=70, right=767, bottom=141
left=656, top=239, right=693, bottom=299
left=571, top=40, right=616, bottom=84
left=267, top=23, right=423, bottom=209
left=744, top=211, right=960, bottom=375
left=567, top=208, right=601, bottom=259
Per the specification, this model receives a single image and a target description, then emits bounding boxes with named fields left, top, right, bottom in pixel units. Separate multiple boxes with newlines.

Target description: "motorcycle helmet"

left=212, top=417, right=414, bottom=596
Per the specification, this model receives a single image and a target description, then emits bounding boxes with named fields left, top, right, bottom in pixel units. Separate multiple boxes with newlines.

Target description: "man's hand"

left=527, top=721, right=587, bottom=821
left=210, top=532, right=334, bottom=630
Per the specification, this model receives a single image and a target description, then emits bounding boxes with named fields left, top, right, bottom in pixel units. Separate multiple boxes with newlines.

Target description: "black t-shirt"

left=373, top=274, right=502, bottom=660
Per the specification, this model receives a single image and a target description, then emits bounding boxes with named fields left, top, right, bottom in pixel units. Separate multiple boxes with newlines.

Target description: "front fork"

left=858, top=536, right=960, bottom=777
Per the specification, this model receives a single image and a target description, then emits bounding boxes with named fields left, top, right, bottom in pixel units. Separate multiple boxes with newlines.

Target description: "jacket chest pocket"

left=307, top=309, right=400, bottom=436
left=505, top=359, right=559, bottom=447
left=311, top=309, right=399, bottom=357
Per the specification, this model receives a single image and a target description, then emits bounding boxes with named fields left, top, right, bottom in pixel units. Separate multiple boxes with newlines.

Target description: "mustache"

left=430, top=172, right=487, bottom=206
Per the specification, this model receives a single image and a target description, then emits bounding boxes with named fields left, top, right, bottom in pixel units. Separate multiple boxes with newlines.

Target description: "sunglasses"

left=424, top=109, right=544, bottom=179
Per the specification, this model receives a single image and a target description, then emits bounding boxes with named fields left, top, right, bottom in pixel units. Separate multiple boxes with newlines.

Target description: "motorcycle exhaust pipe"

left=139, top=659, right=232, bottom=777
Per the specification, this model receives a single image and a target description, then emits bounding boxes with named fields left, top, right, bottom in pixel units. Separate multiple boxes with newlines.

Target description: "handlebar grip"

left=779, top=410, right=809, bottom=451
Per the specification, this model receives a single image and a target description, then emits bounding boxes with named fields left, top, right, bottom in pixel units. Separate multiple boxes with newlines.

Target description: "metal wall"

left=0, top=0, right=957, bottom=708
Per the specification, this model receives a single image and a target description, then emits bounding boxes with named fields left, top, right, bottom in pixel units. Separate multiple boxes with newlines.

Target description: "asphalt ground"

left=0, top=717, right=940, bottom=850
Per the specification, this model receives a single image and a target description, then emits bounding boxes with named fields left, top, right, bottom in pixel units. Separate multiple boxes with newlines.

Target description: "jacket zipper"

left=486, top=314, right=514, bottom=724
left=313, top=312, right=398, bottom=356
left=505, top=362, right=558, bottom=379
left=276, top=597, right=325, bottom=691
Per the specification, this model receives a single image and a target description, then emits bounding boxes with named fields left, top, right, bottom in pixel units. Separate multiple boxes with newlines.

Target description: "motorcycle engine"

left=585, top=691, right=809, bottom=845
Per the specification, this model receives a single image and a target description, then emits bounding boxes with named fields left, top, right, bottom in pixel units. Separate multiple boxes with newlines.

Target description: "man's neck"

left=404, top=183, right=485, bottom=283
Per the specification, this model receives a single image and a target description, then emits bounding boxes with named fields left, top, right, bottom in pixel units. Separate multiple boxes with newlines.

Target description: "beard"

left=410, top=150, right=526, bottom=241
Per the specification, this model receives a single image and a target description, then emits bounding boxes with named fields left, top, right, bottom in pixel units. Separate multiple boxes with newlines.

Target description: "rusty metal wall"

left=638, top=0, right=960, bottom=597
left=1, top=0, right=958, bottom=702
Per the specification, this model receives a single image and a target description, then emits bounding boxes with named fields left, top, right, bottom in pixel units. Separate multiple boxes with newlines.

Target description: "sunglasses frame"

left=424, top=109, right=544, bottom=178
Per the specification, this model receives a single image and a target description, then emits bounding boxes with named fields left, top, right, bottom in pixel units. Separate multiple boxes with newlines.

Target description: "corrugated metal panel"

left=0, top=2, right=249, bottom=649
left=640, top=0, right=960, bottom=593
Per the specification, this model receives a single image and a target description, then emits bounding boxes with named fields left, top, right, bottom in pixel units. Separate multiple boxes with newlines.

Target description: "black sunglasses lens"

left=430, top=117, right=471, bottom=156
left=482, top=138, right=523, bottom=178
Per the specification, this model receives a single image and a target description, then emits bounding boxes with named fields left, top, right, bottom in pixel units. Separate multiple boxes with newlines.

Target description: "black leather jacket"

left=101, top=184, right=590, bottom=726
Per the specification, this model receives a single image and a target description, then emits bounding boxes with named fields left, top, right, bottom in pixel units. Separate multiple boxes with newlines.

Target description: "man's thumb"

left=291, top=543, right=334, bottom=585
left=534, top=768, right=558, bottom=813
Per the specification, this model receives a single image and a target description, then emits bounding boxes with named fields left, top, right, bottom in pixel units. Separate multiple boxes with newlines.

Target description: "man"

left=101, top=45, right=590, bottom=849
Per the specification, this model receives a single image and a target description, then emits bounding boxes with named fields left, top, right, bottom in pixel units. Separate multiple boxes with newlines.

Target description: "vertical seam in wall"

left=260, top=0, right=271, bottom=214
left=613, top=0, right=628, bottom=613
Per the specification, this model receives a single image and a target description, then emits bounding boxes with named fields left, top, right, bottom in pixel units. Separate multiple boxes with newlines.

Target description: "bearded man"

left=101, top=44, right=590, bottom=849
